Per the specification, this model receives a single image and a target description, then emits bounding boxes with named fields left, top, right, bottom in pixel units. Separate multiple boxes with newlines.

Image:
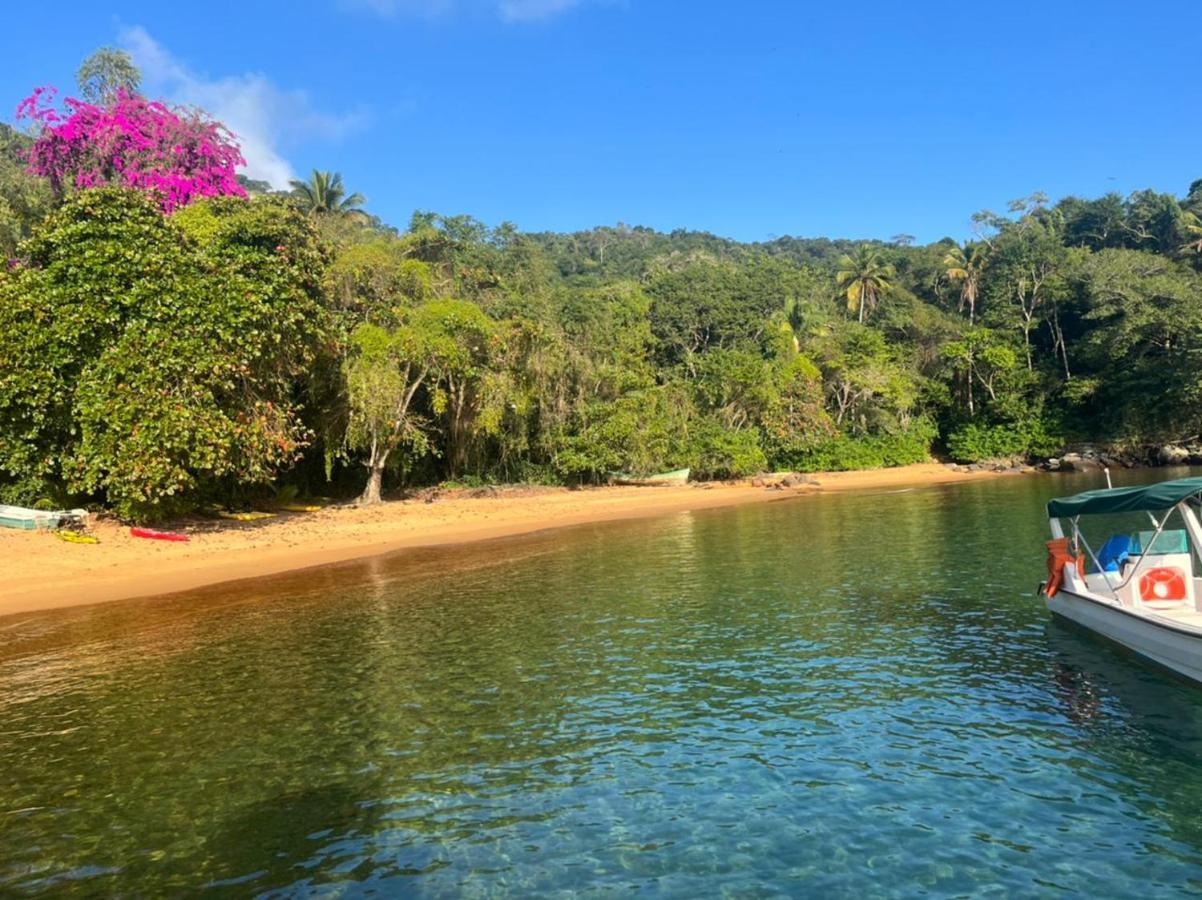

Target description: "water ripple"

left=4, top=475, right=1202, bottom=895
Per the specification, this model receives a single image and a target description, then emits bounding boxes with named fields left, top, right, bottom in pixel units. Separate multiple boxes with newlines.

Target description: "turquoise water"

left=5, top=473, right=1202, bottom=896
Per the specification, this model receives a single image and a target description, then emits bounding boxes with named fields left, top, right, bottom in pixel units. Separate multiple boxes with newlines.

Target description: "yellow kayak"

left=216, top=510, right=277, bottom=522
left=279, top=504, right=323, bottom=513
left=56, top=529, right=99, bottom=544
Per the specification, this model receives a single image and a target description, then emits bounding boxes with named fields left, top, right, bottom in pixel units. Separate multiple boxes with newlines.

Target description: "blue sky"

left=3, top=1, right=1199, bottom=243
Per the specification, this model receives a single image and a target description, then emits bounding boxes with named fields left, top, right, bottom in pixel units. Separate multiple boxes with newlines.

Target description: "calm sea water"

left=5, top=472, right=1202, bottom=896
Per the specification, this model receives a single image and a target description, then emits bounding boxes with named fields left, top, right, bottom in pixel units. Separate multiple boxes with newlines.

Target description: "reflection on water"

left=4, top=473, right=1202, bottom=895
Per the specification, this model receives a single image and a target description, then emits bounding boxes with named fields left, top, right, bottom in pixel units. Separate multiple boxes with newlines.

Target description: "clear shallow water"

left=5, top=473, right=1202, bottom=896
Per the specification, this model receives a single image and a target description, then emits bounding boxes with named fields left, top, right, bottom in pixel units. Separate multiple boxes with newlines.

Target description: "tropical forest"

left=3, top=49, right=1202, bottom=522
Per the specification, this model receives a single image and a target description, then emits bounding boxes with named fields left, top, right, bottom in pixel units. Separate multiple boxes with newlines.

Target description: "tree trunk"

left=447, top=378, right=469, bottom=479
left=1049, top=304, right=1072, bottom=380
left=360, top=464, right=385, bottom=505
left=359, top=436, right=388, bottom=505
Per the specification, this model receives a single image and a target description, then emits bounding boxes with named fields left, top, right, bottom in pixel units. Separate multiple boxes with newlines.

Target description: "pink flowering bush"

left=16, top=86, right=246, bottom=212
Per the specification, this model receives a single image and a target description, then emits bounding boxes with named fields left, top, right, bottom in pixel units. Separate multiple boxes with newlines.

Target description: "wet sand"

left=0, top=463, right=1020, bottom=615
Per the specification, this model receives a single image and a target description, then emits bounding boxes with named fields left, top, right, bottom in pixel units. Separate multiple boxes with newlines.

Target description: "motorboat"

left=1043, top=475, right=1202, bottom=683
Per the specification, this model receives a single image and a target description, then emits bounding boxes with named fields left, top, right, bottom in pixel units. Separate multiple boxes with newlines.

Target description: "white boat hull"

left=1048, top=589, right=1202, bottom=684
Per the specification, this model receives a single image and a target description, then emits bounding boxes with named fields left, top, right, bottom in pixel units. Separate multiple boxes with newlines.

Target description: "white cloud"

left=119, top=26, right=367, bottom=189
left=343, top=0, right=587, bottom=21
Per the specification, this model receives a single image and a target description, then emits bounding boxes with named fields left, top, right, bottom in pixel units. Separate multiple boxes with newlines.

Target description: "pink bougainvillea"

left=16, top=86, right=246, bottom=213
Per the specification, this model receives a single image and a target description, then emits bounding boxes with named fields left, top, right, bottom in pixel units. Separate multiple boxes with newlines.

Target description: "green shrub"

left=551, top=386, right=692, bottom=482
left=946, top=416, right=1063, bottom=463
left=785, top=419, right=936, bottom=472
left=688, top=420, right=767, bottom=480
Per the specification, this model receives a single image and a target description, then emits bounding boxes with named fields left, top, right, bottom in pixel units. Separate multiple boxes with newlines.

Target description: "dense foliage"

left=2, top=56, right=1202, bottom=518
left=0, top=189, right=328, bottom=518
left=0, top=124, right=50, bottom=258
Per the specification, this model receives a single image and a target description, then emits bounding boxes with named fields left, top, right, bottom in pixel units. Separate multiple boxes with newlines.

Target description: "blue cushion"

left=1097, top=534, right=1132, bottom=572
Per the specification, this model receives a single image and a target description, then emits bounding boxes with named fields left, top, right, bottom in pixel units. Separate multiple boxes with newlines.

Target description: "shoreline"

left=0, top=463, right=1024, bottom=617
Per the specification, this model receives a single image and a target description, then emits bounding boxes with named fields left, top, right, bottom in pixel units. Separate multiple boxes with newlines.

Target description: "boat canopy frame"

left=1046, top=476, right=1202, bottom=518
left=1047, top=478, right=1202, bottom=602
left=1065, top=507, right=1178, bottom=600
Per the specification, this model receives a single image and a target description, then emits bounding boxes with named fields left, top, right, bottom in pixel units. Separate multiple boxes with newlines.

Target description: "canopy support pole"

left=1071, top=518, right=1120, bottom=600
left=1178, top=502, right=1202, bottom=575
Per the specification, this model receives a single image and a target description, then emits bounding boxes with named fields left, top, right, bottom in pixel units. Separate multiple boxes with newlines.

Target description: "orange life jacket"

left=1045, top=538, right=1085, bottom=597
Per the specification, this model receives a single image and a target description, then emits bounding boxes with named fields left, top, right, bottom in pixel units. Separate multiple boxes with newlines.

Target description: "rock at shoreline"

left=1036, top=444, right=1184, bottom=472
left=753, top=472, right=816, bottom=489
left=1160, top=444, right=1192, bottom=465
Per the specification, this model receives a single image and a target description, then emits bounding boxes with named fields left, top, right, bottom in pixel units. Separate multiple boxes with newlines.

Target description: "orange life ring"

left=1139, top=567, right=1188, bottom=602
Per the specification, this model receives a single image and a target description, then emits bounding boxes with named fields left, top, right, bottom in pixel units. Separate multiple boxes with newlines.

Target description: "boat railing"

left=1068, top=504, right=1180, bottom=603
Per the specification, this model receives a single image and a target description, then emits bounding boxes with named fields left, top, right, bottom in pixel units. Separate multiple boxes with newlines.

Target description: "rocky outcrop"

left=751, top=472, right=819, bottom=489
left=1036, top=441, right=1202, bottom=472
left=1059, top=452, right=1104, bottom=472
left=1159, top=444, right=1192, bottom=465
left=946, top=461, right=1036, bottom=474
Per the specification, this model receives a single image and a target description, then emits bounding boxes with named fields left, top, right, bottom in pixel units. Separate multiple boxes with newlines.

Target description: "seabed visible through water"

left=4, top=470, right=1202, bottom=896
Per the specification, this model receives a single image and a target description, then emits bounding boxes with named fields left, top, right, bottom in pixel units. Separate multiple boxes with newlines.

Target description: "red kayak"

left=130, top=526, right=190, bottom=542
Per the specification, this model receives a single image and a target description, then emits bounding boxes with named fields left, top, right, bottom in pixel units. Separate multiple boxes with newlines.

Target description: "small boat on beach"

left=1042, top=476, right=1202, bottom=684
left=0, top=504, right=87, bottom=531
left=608, top=467, right=691, bottom=487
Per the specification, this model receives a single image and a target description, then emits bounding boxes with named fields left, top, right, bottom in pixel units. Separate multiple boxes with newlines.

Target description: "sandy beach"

left=0, top=463, right=1021, bottom=616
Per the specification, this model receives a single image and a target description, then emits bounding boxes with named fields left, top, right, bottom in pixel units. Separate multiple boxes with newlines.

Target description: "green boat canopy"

left=1047, top=476, right=1202, bottom=518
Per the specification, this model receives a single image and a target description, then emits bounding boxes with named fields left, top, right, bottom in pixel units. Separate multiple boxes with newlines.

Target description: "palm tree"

left=289, top=170, right=366, bottom=216
left=775, top=295, right=807, bottom=353
left=942, top=241, right=989, bottom=325
left=836, top=245, right=894, bottom=323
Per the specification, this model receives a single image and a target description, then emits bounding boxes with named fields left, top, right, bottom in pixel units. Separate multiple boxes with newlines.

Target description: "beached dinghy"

left=1042, top=476, right=1202, bottom=684
left=0, top=504, right=86, bottom=531
left=608, top=468, right=690, bottom=486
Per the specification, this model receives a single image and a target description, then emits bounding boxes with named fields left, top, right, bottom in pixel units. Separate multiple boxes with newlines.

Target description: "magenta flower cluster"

left=17, top=86, right=247, bottom=213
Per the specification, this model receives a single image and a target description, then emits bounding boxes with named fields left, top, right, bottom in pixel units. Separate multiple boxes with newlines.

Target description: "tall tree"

left=343, top=302, right=489, bottom=503
left=836, top=245, right=895, bottom=323
left=985, top=210, right=1071, bottom=376
left=940, top=328, right=1017, bottom=418
left=645, top=256, right=783, bottom=370
left=76, top=48, right=141, bottom=105
left=1122, top=189, right=1186, bottom=254
left=1180, top=211, right=1202, bottom=257
left=942, top=241, right=989, bottom=324
left=290, top=170, right=366, bottom=217
left=1074, top=249, right=1202, bottom=436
